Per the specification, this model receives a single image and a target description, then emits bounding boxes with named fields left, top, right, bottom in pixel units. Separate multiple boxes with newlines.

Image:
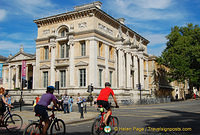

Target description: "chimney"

left=117, top=18, right=125, bottom=24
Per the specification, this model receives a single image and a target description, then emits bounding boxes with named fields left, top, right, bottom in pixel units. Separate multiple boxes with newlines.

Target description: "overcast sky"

left=0, top=0, right=200, bottom=57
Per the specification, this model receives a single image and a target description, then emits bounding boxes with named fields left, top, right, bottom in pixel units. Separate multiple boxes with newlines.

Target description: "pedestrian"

left=0, top=87, right=12, bottom=126
left=57, top=94, right=63, bottom=111
left=36, top=95, right=40, bottom=104
left=69, top=96, right=73, bottom=112
left=62, top=94, right=69, bottom=113
left=77, top=93, right=82, bottom=113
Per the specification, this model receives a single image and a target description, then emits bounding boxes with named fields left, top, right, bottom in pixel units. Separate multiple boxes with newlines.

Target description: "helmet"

left=47, top=86, right=55, bottom=93
left=105, top=82, right=111, bottom=87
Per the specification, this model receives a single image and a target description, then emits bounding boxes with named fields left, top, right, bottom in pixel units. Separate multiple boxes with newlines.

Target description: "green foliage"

left=157, top=23, right=200, bottom=89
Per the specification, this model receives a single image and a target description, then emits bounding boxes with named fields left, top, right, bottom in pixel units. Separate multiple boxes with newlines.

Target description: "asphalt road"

left=1, top=99, right=200, bottom=135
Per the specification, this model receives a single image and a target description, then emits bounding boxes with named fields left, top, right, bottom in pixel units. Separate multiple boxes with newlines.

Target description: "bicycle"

left=0, top=106, right=23, bottom=132
left=23, top=109, right=66, bottom=135
left=91, top=105, right=119, bottom=135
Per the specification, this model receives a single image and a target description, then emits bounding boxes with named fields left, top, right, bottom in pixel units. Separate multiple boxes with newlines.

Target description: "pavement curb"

left=65, top=116, right=96, bottom=125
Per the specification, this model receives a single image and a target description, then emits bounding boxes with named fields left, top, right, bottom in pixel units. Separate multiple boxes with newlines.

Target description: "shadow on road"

left=145, top=109, right=200, bottom=135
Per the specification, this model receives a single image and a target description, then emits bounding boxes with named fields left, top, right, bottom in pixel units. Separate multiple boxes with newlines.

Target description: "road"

left=1, top=99, right=200, bottom=135
left=66, top=99, right=200, bottom=135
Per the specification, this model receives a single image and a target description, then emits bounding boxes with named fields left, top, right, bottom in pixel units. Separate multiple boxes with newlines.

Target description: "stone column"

left=105, top=45, right=109, bottom=82
left=139, top=57, right=144, bottom=89
left=32, top=63, right=36, bottom=89
left=89, top=39, right=98, bottom=86
left=145, top=59, right=149, bottom=90
left=133, top=56, right=138, bottom=89
left=8, top=65, right=11, bottom=89
left=118, top=49, right=124, bottom=88
left=50, top=45, right=56, bottom=86
left=3, top=68, right=6, bottom=86
left=126, top=53, right=131, bottom=88
left=15, top=65, right=19, bottom=88
left=69, top=41, right=74, bottom=87
left=35, top=47, right=40, bottom=89
left=114, top=48, right=118, bottom=88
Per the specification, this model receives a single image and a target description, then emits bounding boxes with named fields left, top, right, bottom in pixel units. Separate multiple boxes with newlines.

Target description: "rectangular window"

left=99, top=69, right=103, bottom=87
left=66, top=45, right=70, bottom=58
left=60, top=70, right=66, bottom=87
left=81, top=41, right=86, bottom=56
left=43, top=71, right=48, bottom=88
left=44, top=47, right=49, bottom=60
left=109, top=46, right=112, bottom=60
left=79, top=69, right=86, bottom=86
left=98, top=42, right=102, bottom=56
left=60, top=44, right=65, bottom=58
left=109, top=71, right=113, bottom=87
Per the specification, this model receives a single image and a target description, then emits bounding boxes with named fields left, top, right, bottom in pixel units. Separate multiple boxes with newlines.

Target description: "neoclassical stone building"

left=4, top=1, right=185, bottom=103
left=33, top=1, right=150, bottom=96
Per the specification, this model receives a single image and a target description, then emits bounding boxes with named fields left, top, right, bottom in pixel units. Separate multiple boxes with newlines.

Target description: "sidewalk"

left=13, top=107, right=98, bottom=129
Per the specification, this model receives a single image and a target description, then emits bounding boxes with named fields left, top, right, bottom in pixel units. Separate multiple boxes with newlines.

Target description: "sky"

left=0, top=0, right=200, bottom=57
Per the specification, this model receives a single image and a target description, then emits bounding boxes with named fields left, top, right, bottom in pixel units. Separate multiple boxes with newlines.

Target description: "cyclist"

left=34, top=86, right=59, bottom=135
left=97, top=82, right=119, bottom=126
left=0, top=87, right=11, bottom=126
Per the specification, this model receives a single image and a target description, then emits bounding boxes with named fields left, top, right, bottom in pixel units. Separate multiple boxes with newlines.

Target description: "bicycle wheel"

left=91, top=118, right=104, bottom=135
left=23, top=122, right=42, bottom=135
left=107, top=116, right=119, bottom=135
left=5, top=114, right=23, bottom=132
left=50, top=119, right=65, bottom=135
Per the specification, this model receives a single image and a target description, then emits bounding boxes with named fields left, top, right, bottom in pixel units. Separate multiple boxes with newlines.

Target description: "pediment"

left=75, top=61, right=88, bottom=67
left=9, top=52, right=35, bottom=62
left=40, top=64, right=50, bottom=69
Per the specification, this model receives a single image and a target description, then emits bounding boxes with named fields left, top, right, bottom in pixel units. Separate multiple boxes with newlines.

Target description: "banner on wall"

left=21, top=60, right=26, bottom=79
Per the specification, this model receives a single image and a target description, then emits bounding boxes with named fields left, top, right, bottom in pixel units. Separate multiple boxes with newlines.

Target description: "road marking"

left=117, top=114, right=167, bottom=118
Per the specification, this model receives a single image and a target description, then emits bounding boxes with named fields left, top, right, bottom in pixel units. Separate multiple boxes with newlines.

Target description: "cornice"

left=34, top=5, right=149, bottom=45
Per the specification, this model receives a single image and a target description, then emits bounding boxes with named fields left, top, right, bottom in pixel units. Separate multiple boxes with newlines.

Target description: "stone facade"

left=1, top=2, right=188, bottom=104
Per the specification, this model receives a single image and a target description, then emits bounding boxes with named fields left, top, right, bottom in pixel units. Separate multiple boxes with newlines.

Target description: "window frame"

left=81, top=41, right=86, bottom=56
left=43, top=71, right=48, bottom=88
left=79, top=68, right=86, bottom=87
left=60, top=70, right=66, bottom=88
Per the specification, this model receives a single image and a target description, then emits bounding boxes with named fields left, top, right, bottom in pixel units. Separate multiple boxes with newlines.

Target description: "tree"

left=157, top=23, right=200, bottom=90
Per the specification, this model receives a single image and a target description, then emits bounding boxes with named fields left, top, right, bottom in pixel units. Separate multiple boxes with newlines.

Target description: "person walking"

left=69, top=96, right=73, bottom=112
left=62, top=94, right=69, bottom=113
left=77, top=93, right=82, bottom=113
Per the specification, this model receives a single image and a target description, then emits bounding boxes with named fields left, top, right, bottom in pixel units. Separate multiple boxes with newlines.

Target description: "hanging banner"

left=22, top=60, right=26, bottom=79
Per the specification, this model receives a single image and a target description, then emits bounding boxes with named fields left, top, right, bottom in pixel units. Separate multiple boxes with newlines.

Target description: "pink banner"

left=22, top=60, right=26, bottom=78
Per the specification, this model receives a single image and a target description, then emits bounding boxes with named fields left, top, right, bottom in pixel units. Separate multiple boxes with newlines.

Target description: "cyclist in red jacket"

left=97, top=82, right=119, bottom=125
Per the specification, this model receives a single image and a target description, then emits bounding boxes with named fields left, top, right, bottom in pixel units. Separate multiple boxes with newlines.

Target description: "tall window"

left=44, top=47, right=49, bottom=60
left=109, top=71, right=113, bottom=87
left=61, top=29, right=67, bottom=37
left=81, top=41, right=86, bottom=56
left=60, top=44, right=65, bottom=58
left=109, top=46, right=112, bottom=60
left=66, top=45, right=70, bottom=57
left=79, top=69, right=86, bottom=86
left=60, top=44, right=70, bottom=58
left=99, top=69, right=103, bottom=87
left=43, top=71, right=48, bottom=88
left=60, top=70, right=66, bottom=87
left=98, top=42, right=102, bottom=56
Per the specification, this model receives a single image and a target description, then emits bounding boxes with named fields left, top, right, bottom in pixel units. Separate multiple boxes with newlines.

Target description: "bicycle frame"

left=37, top=110, right=58, bottom=132
left=1, top=107, right=12, bottom=123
